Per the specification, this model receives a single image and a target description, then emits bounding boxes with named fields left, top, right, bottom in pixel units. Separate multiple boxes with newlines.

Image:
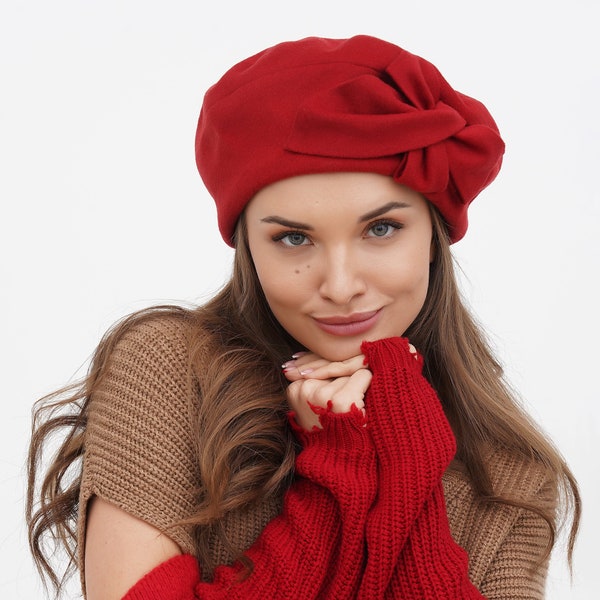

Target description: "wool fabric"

left=195, top=35, right=505, bottom=245
left=79, top=316, right=554, bottom=599
left=123, top=338, right=483, bottom=599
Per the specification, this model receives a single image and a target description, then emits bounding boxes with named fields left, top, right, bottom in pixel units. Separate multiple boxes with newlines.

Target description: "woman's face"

left=246, top=172, right=433, bottom=361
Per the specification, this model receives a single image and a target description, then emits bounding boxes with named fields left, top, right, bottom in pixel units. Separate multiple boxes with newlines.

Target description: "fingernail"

left=292, top=351, right=309, bottom=359
left=281, top=360, right=296, bottom=369
left=299, top=368, right=314, bottom=376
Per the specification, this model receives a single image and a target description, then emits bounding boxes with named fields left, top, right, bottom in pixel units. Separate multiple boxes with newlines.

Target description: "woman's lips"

left=312, top=310, right=381, bottom=336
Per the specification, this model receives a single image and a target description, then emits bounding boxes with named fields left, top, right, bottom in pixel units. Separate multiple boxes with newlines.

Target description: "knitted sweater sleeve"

left=122, top=335, right=484, bottom=599
left=79, top=316, right=203, bottom=570
left=479, top=474, right=555, bottom=599
left=123, top=405, right=377, bottom=600
left=359, top=337, right=484, bottom=599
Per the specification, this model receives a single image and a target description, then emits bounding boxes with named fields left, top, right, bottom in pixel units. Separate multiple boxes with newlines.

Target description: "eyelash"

left=365, top=219, right=403, bottom=239
left=272, top=230, right=310, bottom=247
left=271, top=218, right=403, bottom=247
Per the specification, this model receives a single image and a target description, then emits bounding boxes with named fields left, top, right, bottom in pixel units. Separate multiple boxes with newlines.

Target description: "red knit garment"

left=122, top=337, right=485, bottom=599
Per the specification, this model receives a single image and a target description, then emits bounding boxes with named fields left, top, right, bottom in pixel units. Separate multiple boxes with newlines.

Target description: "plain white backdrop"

left=1, top=1, right=598, bottom=597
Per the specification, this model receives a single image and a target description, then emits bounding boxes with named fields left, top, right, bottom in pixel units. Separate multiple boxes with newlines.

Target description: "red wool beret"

left=195, top=35, right=505, bottom=245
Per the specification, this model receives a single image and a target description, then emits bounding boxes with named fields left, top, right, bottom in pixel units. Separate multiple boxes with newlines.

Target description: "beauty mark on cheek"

left=293, top=264, right=310, bottom=274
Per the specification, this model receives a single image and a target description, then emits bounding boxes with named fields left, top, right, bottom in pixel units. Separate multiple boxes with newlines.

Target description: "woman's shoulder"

left=84, top=305, right=218, bottom=443
left=485, top=445, right=555, bottom=503
left=102, top=306, right=200, bottom=361
left=444, top=445, right=553, bottom=503
left=92, top=306, right=213, bottom=393
left=80, top=307, right=211, bottom=561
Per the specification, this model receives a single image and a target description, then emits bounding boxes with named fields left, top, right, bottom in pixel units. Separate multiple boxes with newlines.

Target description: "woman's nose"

left=318, top=247, right=367, bottom=305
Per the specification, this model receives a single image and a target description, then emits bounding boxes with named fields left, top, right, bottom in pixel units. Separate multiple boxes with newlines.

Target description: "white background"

left=1, top=1, right=598, bottom=598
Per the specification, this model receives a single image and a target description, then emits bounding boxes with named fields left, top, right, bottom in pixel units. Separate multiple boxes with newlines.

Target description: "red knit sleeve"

left=123, top=405, right=376, bottom=600
left=359, top=337, right=484, bottom=599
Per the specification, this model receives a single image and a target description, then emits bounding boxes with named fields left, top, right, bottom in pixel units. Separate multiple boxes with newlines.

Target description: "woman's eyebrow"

left=359, top=201, right=411, bottom=222
left=260, top=216, right=314, bottom=230
left=260, top=201, right=410, bottom=229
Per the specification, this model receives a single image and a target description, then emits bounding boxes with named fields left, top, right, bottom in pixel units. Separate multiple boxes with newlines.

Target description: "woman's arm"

left=87, top=405, right=377, bottom=600
left=478, top=476, right=555, bottom=600
left=85, top=497, right=183, bottom=600
left=284, top=338, right=484, bottom=598
left=359, top=337, right=484, bottom=598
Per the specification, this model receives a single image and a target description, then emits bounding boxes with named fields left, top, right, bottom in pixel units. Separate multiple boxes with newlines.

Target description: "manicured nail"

left=299, top=368, right=314, bottom=376
left=281, top=360, right=296, bottom=369
left=292, top=351, right=309, bottom=359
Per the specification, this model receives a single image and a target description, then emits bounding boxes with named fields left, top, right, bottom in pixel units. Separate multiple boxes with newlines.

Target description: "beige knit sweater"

left=78, top=315, right=555, bottom=598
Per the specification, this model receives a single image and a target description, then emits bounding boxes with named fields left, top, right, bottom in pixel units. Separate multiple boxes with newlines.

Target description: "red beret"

left=195, top=35, right=504, bottom=245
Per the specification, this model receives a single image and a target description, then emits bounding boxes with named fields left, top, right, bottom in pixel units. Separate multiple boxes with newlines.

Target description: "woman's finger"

left=327, top=369, right=372, bottom=413
left=286, top=368, right=372, bottom=430
left=283, top=354, right=367, bottom=381
left=407, top=343, right=420, bottom=360
left=283, top=357, right=330, bottom=379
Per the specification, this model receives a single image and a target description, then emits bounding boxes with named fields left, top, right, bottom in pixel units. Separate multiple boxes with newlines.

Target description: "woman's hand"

left=283, top=353, right=372, bottom=431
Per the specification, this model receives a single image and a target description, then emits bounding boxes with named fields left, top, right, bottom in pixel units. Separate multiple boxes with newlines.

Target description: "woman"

left=27, top=35, right=580, bottom=599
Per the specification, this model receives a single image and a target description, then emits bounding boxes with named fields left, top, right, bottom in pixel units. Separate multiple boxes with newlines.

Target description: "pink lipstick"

left=313, top=310, right=380, bottom=336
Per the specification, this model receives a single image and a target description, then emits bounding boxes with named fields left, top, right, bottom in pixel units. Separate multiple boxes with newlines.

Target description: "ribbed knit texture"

left=358, top=338, right=482, bottom=599
left=79, top=316, right=554, bottom=599
left=125, top=406, right=375, bottom=599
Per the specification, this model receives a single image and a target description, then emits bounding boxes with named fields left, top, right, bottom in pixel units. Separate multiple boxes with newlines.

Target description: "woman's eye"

left=277, top=232, right=309, bottom=246
left=366, top=221, right=400, bottom=238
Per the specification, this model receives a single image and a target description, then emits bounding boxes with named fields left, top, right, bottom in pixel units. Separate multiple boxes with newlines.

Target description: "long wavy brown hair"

left=27, top=206, right=580, bottom=597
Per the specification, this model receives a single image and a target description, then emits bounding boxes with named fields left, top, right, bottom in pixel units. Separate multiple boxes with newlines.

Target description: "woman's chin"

left=316, top=332, right=408, bottom=361
left=307, top=339, right=365, bottom=362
